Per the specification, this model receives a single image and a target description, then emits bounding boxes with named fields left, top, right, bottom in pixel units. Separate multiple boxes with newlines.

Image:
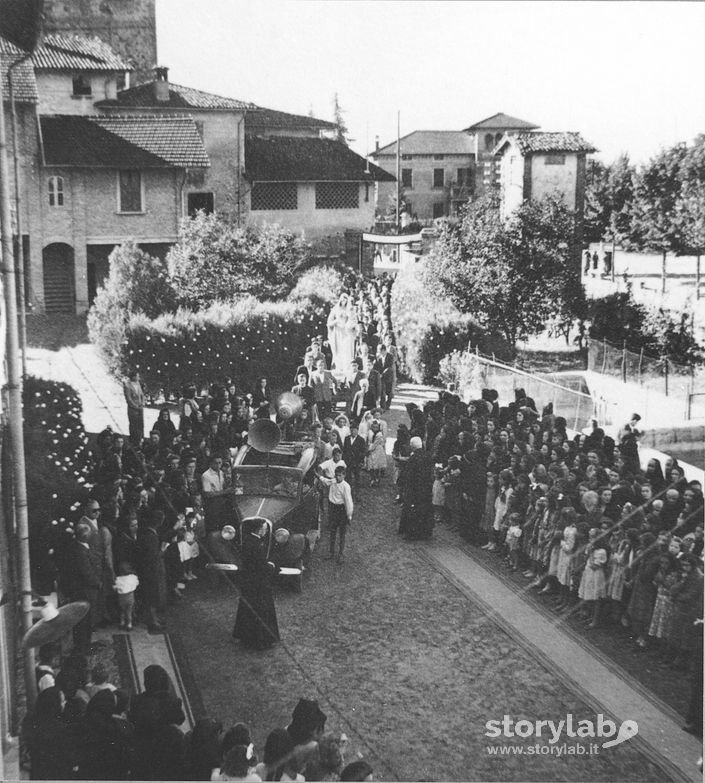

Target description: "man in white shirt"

left=327, top=466, right=353, bottom=564
left=316, top=447, right=346, bottom=526
left=201, top=455, right=226, bottom=533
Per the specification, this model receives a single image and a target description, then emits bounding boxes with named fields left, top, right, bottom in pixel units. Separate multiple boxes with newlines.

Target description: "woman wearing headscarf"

left=154, top=406, right=178, bottom=450
left=77, top=689, right=135, bottom=780
left=232, top=517, right=280, bottom=650
left=25, top=686, right=79, bottom=780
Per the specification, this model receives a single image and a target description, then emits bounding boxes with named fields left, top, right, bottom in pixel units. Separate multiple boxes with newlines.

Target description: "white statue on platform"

left=327, top=293, right=358, bottom=370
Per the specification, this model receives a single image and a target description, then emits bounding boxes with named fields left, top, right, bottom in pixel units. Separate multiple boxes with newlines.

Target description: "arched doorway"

left=43, top=243, right=75, bottom=314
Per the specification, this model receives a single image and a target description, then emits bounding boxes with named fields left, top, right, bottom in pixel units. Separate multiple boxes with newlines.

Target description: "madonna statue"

left=326, top=294, right=358, bottom=370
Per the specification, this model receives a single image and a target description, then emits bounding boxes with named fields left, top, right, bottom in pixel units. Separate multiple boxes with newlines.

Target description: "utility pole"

left=0, top=49, right=35, bottom=708
left=396, top=111, right=400, bottom=232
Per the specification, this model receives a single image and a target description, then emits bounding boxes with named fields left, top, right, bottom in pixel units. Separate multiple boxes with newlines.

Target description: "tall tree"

left=332, top=92, right=352, bottom=146
left=424, top=195, right=584, bottom=348
left=673, top=134, right=705, bottom=256
left=628, top=144, right=687, bottom=252
left=584, top=154, right=635, bottom=244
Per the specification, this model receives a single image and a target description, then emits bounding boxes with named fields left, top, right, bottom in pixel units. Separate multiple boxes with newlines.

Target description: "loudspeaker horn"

left=276, top=392, right=304, bottom=421
left=248, top=419, right=281, bottom=453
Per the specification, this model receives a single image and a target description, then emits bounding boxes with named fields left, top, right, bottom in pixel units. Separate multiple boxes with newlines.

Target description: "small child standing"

left=432, top=466, right=447, bottom=524
left=114, top=561, right=139, bottom=631
left=505, top=513, right=523, bottom=571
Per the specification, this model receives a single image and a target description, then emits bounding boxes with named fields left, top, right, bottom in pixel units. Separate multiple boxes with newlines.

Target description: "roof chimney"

left=375, top=135, right=379, bottom=152
left=154, top=66, right=169, bottom=102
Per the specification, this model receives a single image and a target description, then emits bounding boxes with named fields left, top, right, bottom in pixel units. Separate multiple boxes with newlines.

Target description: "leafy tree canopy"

left=424, top=194, right=585, bottom=348
left=167, top=212, right=311, bottom=309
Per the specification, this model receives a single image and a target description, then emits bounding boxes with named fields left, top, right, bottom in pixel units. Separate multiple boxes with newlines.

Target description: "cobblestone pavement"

left=165, top=390, right=685, bottom=782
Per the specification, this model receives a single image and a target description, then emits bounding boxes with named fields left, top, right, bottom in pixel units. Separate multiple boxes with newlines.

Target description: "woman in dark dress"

left=25, top=686, right=79, bottom=780
left=232, top=517, right=280, bottom=650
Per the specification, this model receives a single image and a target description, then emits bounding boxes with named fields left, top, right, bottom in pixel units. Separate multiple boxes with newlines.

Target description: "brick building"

left=1, top=34, right=209, bottom=313
left=41, top=0, right=157, bottom=86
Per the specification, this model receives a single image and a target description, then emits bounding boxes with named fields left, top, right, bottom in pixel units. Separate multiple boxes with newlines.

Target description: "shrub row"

left=390, top=264, right=512, bottom=385
left=23, top=376, right=93, bottom=585
left=122, top=297, right=330, bottom=398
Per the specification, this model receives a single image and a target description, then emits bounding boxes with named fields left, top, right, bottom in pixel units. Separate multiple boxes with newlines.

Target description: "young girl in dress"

left=480, top=472, right=497, bottom=549
left=648, top=550, right=679, bottom=655
left=366, top=420, right=386, bottom=487
left=505, top=512, right=523, bottom=571
left=432, top=466, right=446, bottom=524
left=578, top=528, right=608, bottom=627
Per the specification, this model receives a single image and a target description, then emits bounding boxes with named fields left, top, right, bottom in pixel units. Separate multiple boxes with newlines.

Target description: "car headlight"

left=274, top=528, right=290, bottom=544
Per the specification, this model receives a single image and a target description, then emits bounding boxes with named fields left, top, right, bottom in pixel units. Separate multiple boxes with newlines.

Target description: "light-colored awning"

left=362, top=232, right=422, bottom=245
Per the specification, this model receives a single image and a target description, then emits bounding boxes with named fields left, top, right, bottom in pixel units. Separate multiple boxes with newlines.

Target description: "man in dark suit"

left=400, top=437, right=434, bottom=540
left=374, top=345, right=395, bottom=411
left=67, top=522, right=102, bottom=653
left=342, top=422, right=367, bottom=489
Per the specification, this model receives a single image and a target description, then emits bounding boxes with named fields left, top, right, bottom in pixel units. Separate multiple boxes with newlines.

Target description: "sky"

left=155, top=0, right=705, bottom=166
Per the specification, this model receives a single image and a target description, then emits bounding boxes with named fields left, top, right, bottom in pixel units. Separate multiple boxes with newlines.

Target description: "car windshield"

left=231, top=467, right=301, bottom=498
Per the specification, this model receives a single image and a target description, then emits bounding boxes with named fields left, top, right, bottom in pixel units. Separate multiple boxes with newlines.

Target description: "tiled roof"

left=513, top=131, right=597, bottom=154
left=245, top=136, right=395, bottom=182
left=96, top=81, right=255, bottom=111
left=0, top=36, right=38, bottom=102
left=32, top=34, right=129, bottom=71
left=373, top=130, right=475, bottom=157
left=463, top=112, right=539, bottom=131
left=246, top=106, right=337, bottom=130
left=40, top=114, right=210, bottom=168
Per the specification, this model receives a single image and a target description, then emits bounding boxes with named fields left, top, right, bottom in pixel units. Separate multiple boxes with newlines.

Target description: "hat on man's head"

left=410, top=437, right=423, bottom=451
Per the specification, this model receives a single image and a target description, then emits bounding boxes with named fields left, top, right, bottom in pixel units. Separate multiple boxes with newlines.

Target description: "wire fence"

left=587, top=338, right=705, bottom=421
left=472, top=356, right=596, bottom=433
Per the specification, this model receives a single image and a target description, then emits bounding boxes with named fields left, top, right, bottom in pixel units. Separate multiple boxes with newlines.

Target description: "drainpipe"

left=0, top=56, right=36, bottom=710
left=8, top=54, right=31, bottom=378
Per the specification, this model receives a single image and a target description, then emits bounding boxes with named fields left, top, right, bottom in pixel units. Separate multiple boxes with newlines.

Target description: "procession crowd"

left=392, top=387, right=704, bottom=733
left=23, top=272, right=703, bottom=778
left=24, top=279, right=395, bottom=780
left=25, top=666, right=373, bottom=782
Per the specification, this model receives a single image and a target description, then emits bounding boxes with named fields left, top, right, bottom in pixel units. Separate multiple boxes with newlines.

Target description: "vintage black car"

left=206, top=462, right=320, bottom=592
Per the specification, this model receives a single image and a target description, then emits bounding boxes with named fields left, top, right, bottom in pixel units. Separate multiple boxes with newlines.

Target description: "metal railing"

left=472, top=354, right=596, bottom=433
left=587, top=338, right=705, bottom=421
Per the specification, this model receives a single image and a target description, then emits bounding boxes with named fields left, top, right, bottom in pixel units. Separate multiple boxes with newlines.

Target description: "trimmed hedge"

left=391, top=264, right=512, bottom=384
left=123, top=297, right=329, bottom=398
left=23, top=376, right=93, bottom=527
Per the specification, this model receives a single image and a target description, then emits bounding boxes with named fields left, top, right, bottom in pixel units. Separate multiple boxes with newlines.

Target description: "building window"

left=401, top=154, right=413, bottom=161
left=433, top=202, right=445, bottom=219
left=456, top=168, right=472, bottom=187
left=72, top=74, right=92, bottom=96
left=433, top=168, right=445, bottom=188
left=48, top=176, right=64, bottom=206
left=545, top=154, right=566, bottom=165
left=194, top=120, right=205, bottom=141
left=433, top=154, right=444, bottom=161
left=485, top=133, right=495, bottom=151
left=250, top=182, right=298, bottom=210
left=401, top=168, right=413, bottom=189
left=118, top=170, right=143, bottom=213
left=315, top=182, right=359, bottom=209
left=187, top=192, right=215, bottom=216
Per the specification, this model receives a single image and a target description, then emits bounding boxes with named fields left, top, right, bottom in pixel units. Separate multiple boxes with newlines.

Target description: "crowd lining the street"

left=24, top=279, right=394, bottom=780
left=23, top=274, right=703, bottom=777
left=391, top=387, right=703, bottom=736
